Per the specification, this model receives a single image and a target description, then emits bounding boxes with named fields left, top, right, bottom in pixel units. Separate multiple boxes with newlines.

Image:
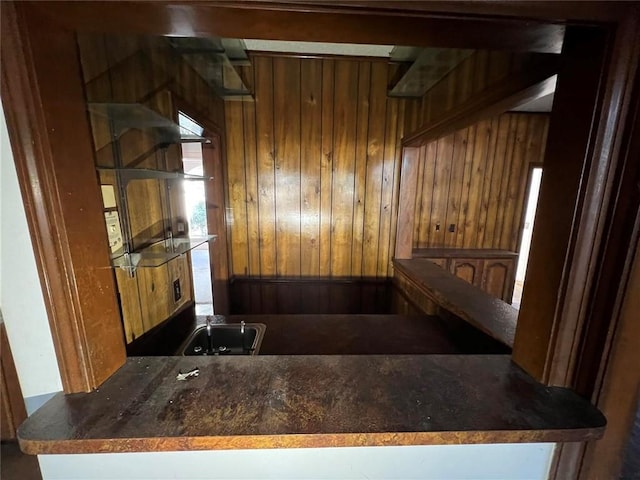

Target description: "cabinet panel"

left=482, top=259, right=515, bottom=300
left=450, top=258, right=484, bottom=287
left=138, top=264, right=172, bottom=333
left=427, top=258, right=448, bottom=269
left=416, top=249, right=517, bottom=302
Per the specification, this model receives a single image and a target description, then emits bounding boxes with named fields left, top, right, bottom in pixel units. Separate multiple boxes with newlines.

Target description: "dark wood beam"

left=511, top=26, right=611, bottom=384
left=402, top=54, right=559, bottom=147
left=30, top=1, right=564, bottom=53
left=235, top=1, right=632, bottom=24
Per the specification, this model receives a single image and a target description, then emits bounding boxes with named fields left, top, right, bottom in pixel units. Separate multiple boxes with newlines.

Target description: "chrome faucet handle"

left=240, top=320, right=245, bottom=334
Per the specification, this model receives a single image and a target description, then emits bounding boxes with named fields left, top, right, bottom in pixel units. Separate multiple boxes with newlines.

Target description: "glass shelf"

left=97, top=167, right=212, bottom=184
left=168, top=37, right=252, bottom=99
left=112, top=235, right=216, bottom=272
left=388, top=48, right=473, bottom=98
left=88, top=103, right=207, bottom=144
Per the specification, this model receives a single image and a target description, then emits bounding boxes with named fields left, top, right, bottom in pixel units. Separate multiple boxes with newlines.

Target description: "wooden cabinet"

left=413, top=249, right=518, bottom=302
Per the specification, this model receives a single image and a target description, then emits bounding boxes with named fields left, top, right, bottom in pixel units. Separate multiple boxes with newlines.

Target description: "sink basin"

left=179, top=323, right=266, bottom=356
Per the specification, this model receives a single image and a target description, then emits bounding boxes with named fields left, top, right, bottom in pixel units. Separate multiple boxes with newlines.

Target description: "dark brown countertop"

left=412, top=248, right=518, bottom=258
left=18, top=355, right=605, bottom=454
left=393, top=259, right=518, bottom=347
left=218, top=314, right=509, bottom=355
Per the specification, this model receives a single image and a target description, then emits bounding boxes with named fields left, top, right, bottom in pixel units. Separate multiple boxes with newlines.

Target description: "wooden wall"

left=412, top=112, right=549, bottom=251
left=404, top=50, right=546, bottom=135
left=225, top=55, right=410, bottom=279
left=77, top=34, right=225, bottom=343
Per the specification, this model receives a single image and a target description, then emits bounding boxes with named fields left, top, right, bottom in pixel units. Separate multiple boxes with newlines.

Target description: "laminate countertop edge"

left=17, top=356, right=606, bottom=455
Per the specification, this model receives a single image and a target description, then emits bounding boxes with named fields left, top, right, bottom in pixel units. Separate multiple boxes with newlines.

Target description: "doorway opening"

left=179, top=112, right=214, bottom=315
left=512, top=166, right=543, bottom=308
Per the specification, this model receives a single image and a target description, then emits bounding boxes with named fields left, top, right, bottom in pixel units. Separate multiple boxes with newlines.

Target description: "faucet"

left=206, top=316, right=213, bottom=354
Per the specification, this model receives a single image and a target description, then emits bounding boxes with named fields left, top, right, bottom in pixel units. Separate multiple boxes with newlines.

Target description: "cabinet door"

left=481, top=258, right=516, bottom=301
left=426, top=258, right=448, bottom=269
left=449, top=258, right=484, bottom=287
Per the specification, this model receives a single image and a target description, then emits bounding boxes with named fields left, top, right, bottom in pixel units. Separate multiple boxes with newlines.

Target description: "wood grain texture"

left=77, top=33, right=225, bottom=343
left=0, top=323, right=27, bottom=440
left=404, top=51, right=557, bottom=147
left=18, top=355, right=605, bottom=455
left=1, top=6, right=127, bottom=392
left=393, top=258, right=518, bottom=348
left=412, top=113, right=549, bottom=251
left=225, top=55, right=407, bottom=278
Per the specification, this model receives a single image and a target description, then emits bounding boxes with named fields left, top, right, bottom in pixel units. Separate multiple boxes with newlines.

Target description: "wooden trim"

left=394, top=147, right=420, bottom=260
left=29, top=2, right=565, bottom=54
left=0, top=322, right=28, bottom=440
left=1, top=3, right=126, bottom=392
left=402, top=56, right=558, bottom=146
left=172, top=96, right=231, bottom=314
left=511, top=26, right=611, bottom=384
left=202, top=1, right=632, bottom=24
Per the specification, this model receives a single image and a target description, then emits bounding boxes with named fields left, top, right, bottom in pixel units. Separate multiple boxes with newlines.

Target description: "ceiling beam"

left=31, top=1, right=565, bottom=53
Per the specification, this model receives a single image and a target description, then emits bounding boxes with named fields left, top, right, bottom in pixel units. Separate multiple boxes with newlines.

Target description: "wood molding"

left=29, top=2, right=564, bottom=53
left=394, top=147, right=420, bottom=260
left=0, top=322, right=28, bottom=440
left=402, top=55, right=558, bottom=147
left=205, top=1, right=632, bottom=24
left=511, top=26, right=610, bottom=384
left=1, top=3, right=126, bottom=393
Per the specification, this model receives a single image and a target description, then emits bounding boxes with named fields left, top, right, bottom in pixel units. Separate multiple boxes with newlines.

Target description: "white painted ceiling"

left=243, top=39, right=394, bottom=57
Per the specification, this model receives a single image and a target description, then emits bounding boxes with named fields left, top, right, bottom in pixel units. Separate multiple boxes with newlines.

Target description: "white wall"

left=39, top=444, right=555, bottom=480
left=1, top=103, right=554, bottom=480
left=0, top=102, right=63, bottom=404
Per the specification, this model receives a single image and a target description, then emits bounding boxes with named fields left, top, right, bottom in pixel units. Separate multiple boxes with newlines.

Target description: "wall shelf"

left=112, top=235, right=216, bottom=273
left=98, top=167, right=212, bottom=186
left=88, top=103, right=208, bottom=144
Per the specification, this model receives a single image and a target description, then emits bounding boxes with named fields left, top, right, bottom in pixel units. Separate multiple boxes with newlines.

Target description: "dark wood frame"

left=1, top=2, right=639, bottom=479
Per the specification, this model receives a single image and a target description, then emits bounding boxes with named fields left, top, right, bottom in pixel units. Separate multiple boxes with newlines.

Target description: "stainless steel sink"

left=179, top=323, right=266, bottom=356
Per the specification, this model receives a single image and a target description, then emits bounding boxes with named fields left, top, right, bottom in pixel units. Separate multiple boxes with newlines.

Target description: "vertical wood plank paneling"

left=387, top=99, right=406, bottom=268
left=225, top=100, right=249, bottom=275
left=499, top=115, right=530, bottom=250
left=482, top=115, right=512, bottom=248
left=225, top=55, right=412, bottom=279
left=79, top=34, right=227, bottom=344
left=351, top=62, right=371, bottom=277
left=412, top=112, right=549, bottom=252
left=300, top=59, right=323, bottom=277
left=361, top=62, right=388, bottom=277
left=456, top=124, right=477, bottom=247
left=242, top=85, right=261, bottom=276
left=412, top=143, right=427, bottom=246
left=377, top=97, right=400, bottom=276
left=476, top=117, right=500, bottom=246
left=273, top=57, right=301, bottom=276
left=443, top=129, right=468, bottom=246
left=330, top=60, right=359, bottom=276
left=463, top=119, right=491, bottom=248
left=319, top=59, right=335, bottom=277
left=430, top=136, right=454, bottom=246
left=254, top=56, right=277, bottom=277
left=417, top=142, right=437, bottom=247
